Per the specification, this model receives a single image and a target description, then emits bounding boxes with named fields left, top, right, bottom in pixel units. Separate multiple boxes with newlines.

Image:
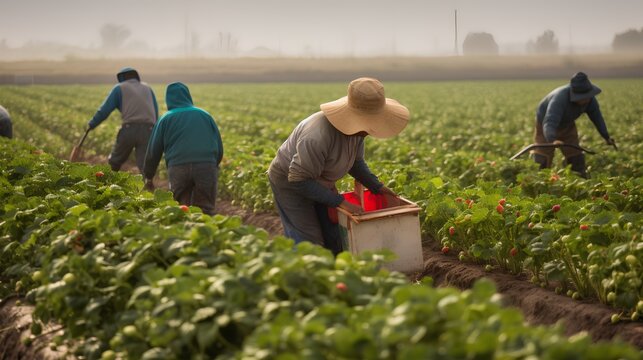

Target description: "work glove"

left=143, top=178, right=155, bottom=192
left=606, top=137, right=617, bottom=150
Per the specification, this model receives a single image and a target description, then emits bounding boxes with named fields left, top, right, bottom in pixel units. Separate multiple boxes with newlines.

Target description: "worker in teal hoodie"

left=87, top=67, right=158, bottom=172
left=143, top=82, right=223, bottom=215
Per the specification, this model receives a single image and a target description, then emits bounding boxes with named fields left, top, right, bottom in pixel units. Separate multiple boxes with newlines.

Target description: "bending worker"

left=532, top=72, right=615, bottom=178
left=143, top=82, right=223, bottom=216
left=268, top=77, right=409, bottom=255
left=87, top=67, right=158, bottom=172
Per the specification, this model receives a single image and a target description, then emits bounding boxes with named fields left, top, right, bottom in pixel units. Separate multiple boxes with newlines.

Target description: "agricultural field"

left=0, top=79, right=642, bottom=357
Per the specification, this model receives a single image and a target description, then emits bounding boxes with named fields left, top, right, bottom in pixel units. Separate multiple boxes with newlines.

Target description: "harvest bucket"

left=336, top=183, right=423, bottom=273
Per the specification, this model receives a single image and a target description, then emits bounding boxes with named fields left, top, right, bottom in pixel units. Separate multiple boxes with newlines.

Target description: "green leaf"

left=192, top=307, right=217, bottom=323
left=471, top=208, right=488, bottom=224
left=67, top=204, right=89, bottom=216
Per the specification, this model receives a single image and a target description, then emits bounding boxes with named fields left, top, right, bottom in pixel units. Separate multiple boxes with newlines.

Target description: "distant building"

left=463, top=32, right=499, bottom=55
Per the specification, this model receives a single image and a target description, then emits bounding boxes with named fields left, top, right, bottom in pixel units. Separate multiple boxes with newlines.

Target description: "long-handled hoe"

left=69, top=128, right=90, bottom=162
left=510, top=143, right=597, bottom=160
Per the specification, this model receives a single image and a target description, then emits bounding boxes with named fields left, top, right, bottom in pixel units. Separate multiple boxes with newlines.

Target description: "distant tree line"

left=612, top=28, right=643, bottom=52
left=462, top=27, right=643, bottom=55
left=526, top=30, right=559, bottom=54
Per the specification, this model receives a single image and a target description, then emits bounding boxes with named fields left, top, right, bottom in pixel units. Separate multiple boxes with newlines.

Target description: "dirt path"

left=417, top=243, right=642, bottom=347
left=0, top=296, right=67, bottom=360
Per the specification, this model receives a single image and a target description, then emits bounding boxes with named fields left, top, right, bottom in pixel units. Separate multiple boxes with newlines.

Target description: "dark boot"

left=532, top=153, right=549, bottom=169
left=566, top=154, right=587, bottom=178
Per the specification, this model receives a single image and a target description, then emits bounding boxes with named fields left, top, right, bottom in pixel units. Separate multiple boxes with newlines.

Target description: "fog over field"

left=1, top=0, right=643, bottom=59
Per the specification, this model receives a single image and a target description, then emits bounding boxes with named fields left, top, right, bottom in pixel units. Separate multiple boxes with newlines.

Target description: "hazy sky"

left=1, top=0, right=642, bottom=56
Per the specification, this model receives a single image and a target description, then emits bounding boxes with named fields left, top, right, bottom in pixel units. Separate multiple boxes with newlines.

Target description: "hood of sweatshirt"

left=165, top=82, right=194, bottom=110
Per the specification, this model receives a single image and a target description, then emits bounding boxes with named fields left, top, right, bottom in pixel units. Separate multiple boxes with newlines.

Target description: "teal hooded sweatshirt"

left=143, top=82, right=223, bottom=180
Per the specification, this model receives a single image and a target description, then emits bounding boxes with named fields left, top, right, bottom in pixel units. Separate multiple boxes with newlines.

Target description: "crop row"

left=2, top=138, right=641, bottom=358
left=1, top=80, right=641, bottom=317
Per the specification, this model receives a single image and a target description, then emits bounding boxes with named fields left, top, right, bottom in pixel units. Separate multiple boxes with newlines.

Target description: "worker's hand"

left=378, top=185, right=398, bottom=198
left=552, top=140, right=564, bottom=145
left=606, top=137, right=617, bottom=149
left=143, top=178, right=155, bottom=192
left=339, top=200, right=363, bottom=215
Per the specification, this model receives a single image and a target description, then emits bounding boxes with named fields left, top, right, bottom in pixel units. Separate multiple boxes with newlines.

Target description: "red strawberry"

left=552, top=204, right=561, bottom=212
left=510, top=247, right=518, bottom=257
left=95, top=171, right=104, bottom=178
left=179, top=205, right=189, bottom=212
left=498, top=198, right=506, bottom=206
left=579, top=224, right=589, bottom=231
left=441, top=246, right=450, bottom=254
left=449, top=226, right=455, bottom=236
left=336, top=282, right=348, bottom=292
left=496, top=204, right=505, bottom=214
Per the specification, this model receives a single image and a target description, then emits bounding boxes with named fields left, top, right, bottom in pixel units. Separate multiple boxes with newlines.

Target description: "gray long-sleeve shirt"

left=536, top=84, right=609, bottom=142
left=268, top=111, right=382, bottom=207
left=88, top=79, right=158, bottom=129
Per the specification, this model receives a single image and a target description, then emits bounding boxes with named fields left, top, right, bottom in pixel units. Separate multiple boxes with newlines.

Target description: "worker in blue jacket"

left=143, top=82, right=224, bottom=215
left=532, top=72, right=615, bottom=178
left=87, top=67, right=158, bottom=172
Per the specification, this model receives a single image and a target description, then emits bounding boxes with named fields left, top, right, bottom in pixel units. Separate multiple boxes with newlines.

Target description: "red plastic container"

left=342, top=190, right=388, bottom=212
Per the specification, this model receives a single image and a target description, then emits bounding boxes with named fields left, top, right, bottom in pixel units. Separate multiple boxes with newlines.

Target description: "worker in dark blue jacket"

left=88, top=67, right=158, bottom=172
left=532, top=72, right=615, bottom=178
left=143, top=82, right=223, bottom=215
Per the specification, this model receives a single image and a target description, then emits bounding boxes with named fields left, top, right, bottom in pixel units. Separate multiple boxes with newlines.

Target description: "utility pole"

left=184, top=14, right=189, bottom=57
left=454, top=9, right=459, bottom=55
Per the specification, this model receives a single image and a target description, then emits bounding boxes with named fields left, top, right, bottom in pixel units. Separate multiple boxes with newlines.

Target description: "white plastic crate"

left=336, top=185, right=423, bottom=273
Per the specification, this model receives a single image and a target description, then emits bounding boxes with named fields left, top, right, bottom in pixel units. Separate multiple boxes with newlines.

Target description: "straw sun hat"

left=320, top=77, right=409, bottom=139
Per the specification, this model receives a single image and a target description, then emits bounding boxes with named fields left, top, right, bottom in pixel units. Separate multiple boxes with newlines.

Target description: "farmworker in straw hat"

left=531, top=71, right=615, bottom=178
left=0, top=105, right=12, bottom=139
left=87, top=67, right=158, bottom=173
left=143, top=82, right=223, bottom=216
left=268, top=77, right=409, bottom=255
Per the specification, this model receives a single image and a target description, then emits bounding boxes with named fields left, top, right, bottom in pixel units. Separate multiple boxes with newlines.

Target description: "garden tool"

left=69, top=128, right=90, bottom=162
left=509, top=143, right=595, bottom=160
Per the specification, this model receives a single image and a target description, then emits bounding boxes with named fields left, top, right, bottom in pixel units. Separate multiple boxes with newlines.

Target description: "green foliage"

left=1, top=79, right=642, bottom=358
left=1, top=139, right=640, bottom=359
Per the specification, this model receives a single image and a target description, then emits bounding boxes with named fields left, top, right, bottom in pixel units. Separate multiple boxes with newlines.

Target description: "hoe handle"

left=77, top=128, right=90, bottom=147
left=510, top=143, right=596, bottom=160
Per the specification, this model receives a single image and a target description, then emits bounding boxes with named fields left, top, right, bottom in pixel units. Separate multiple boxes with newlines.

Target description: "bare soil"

left=0, top=296, right=68, bottom=360
left=416, top=242, right=642, bottom=348
left=2, top=55, right=643, bottom=84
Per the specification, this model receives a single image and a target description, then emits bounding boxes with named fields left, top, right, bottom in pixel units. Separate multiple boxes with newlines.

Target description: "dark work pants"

left=168, top=163, right=219, bottom=215
left=269, top=175, right=343, bottom=255
left=0, top=117, right=12, bottom=139
left=314, top=203, right=343, bottom=256
left=108, top=123, right=153, bottom=173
